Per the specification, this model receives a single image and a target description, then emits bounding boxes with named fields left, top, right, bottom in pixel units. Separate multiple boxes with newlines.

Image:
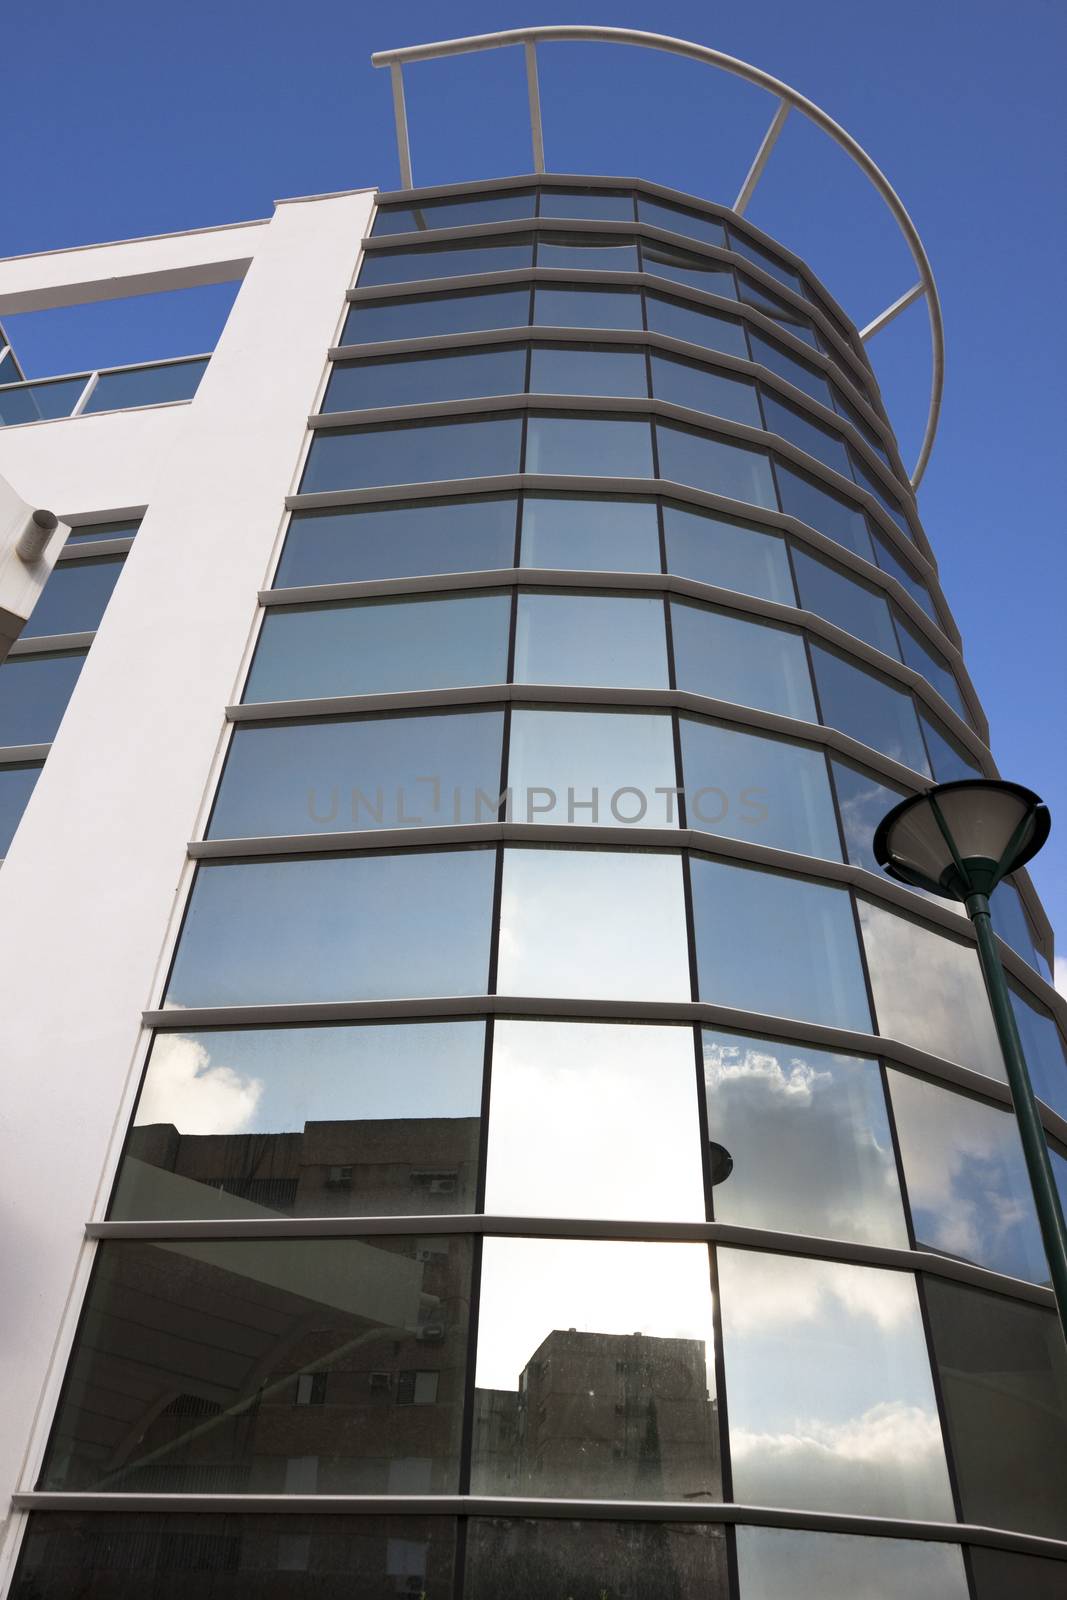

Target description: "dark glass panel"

left=471, top=1237, right=720, bottom=1497
left=0, top=762, right=42, bottom=854
left=524, top=412, right=654, bottom=477
left=244, top=592, right=511, bottom=703
left=830, top=757, right=906, bottom=877
left=651, top=352, right=762, bottom=426
left=0, top=351, right=19, bottom=384
left=919, top=712, right=983, bottom=782
left=1009, top=985, right=1067, bottom=1120
left=662, top=501, right=793, bottom=602
left=357, top=237, right=534, bottom=287
left=726, top=228, right=804, bottom=293
left=38, top=1237, right=472, bottom=1493
left=515, top=590, right=669, bottom=688
left=274, top=496, right=517, bottom=587
left=738, top=276, right=819, bottom=347
left=810, top=643, right=930, bottom=774
left=111, top=1021, right=485, bottom=1220
left=535, top=234, right=639, bottom=271
left=520, top=493, right=660, bottom=571
left=703, top=1030, right=906, bottom=1244
left=539, top=186, right=635, bottom=221
left=645, top=291, right=749, bottom=358
left=164, top=849, right=496, bottom=1008
left=322, top=345, right=526, bottom=411
left=869, top=525, right=939, bottom=621
left=637, top=195, right=727, bottom=248
left=532, top=284, right=643, bottom=329
left=208, top=709, right=505, bottom=838
left=65, top=517, right=141, bottom=544
left=641, top=240, right=736, bottom=297
left=672, top=599, right=816, bottom=720
left=372, top=190, right=536, bottom=232
left=679, top=717, right=841, bottom=858
left=849, top=449, right=915, bottom=542
left=0, top=375, right=86, bottom=424
left=83, top=359, right=207, bottom=412
left=749, top=329, right=833, bottom=407
left=528, top=343, right=649, bottom=398
left=761, top=390, right=851, bottom=477
left=299, top=415, right=523, bottom=493
left=735, top=1526, right=969, bottom=1600
left=656, top=422, right=777, bottom=508
left=888, top=1069, right=1048, bottom=1283
left=21, top=554, right=124, bottom=638
left=924, top=1276, right=1067, bottom=1538
left=792, top=545, right=899, bottom=657
left=342, top=286, right=532, bottom=344
left=989, top=879, right=1050, bottom=979
left=832, top=384, right=892, bottom=465
left=0, top=650, right=85, bottom=747
left=11, top=1512, right=458, bottom=1598
left=968, top=1545, right=1067, bottom=1600
left=466, top=1518, right=728, bottom=1600
left=894, top=609, right=969, bottom=720
left=775, top=460, right=874, bottom=559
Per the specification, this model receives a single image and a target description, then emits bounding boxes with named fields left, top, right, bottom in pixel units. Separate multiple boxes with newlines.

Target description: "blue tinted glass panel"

left=672, top=599, right=816, bottom=720
left=244, top=592, right=511, bottom=704
left=539, top=188, right=635, bottom=221
left=528, top=344, right=649, bottom=398
left=506, top=709, right=678, bottom=831
left=641, top=242, right=736, bottom=297
left=275, top=496, right=517, bottom=587
left=727, top=229, right=804, bottom=292
left=691, top=856, right=872, bottom=1029
left=536, top=236, right=639, bottom=271
left=662, top=502, right=793, bottom=602
left=645, top=293, right=748, bottom=358
left=810, top=643, right=930, bottom=774
left=651, top=354, right=761, bottom=426
left=22, top=555, right=123, bottom=638
left=761, top=391, right=851, bottom=477
left=919, top=713, right=982, bottom=783
left=1010, top=987, right=1067, bottom=1120
left=792, top=546, right=900, bottom=657
left=833, top=387, right=891, bottom=465
left=894, top=612, right=969, bottom=721
left=0, top=762, right=41, bottom=854
left=990, top=881, right=1049, bottom=979
left=775, top=461, right=873, bottom=559
left=520, top=495, right=660, bottom=571
left=638, top=196, right=727, bottom=247
left=830, top=759, right=907, bottom=877
left=738, top=277, right=818, bottom=347
left=359, top=238, right=534, bottom=286
left=680, top=717, right=841, bottom=858
left=84, top=359, right=206, bottom=413
left=0, top=352, right=19, bottom=384
left=869, top=527, right=938, bottom=622
left=65, top=518, right=141, bottom=544
left=209, top=710, right=505, bottom=838
left=165, top=849, right=496, bottom=1007
left=850, top=451, right=914, bottom=542
left=342, top=287, right=532, bottom=344
left=0, top=376, right=86, bottom=425
left=532, top=285, right=643, bottom=330
left=749, top=331, right=833, bottom=407
left=514, top=592, right=668, bottom=688
left=372, top=191, right=536, bottom=232
left=657, top=423, right=776, bottom=508
left=300, top=416, right=523, bottom=492
left=323, top=346, right=527, bottom=411
left=0, top=651, right=85, bottom=747
left=525, top=414, right=653, bottom=477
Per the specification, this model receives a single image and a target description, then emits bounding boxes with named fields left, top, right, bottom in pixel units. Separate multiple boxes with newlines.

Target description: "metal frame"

left=371, top=26, right=944, bottom=488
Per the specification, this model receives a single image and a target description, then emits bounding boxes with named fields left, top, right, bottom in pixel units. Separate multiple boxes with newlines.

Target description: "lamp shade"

left=873, top=779, right=1050, bottom=901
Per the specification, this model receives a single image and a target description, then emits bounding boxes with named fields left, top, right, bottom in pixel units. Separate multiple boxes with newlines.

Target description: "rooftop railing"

left=0, top=352, right=209, bottom=428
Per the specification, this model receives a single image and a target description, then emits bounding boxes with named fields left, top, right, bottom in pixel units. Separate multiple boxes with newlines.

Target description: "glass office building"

left=0, top=33, right=1065, bottom=1600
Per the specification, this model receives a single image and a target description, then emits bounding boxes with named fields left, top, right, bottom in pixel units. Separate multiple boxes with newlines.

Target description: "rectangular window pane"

left=497, top=846, right=690, bottom=1001
left=520, top=493, right=660, bottom=571
left=300, top=416, right=523, bottom=493
left=657, top=422, right=777, bottom=507
left=532, top=285, right=643, bottom=330
left=507, top=706, right=677, bottom=828
left=833, top=386, right=891, bottom=465
left=342, top=287, right=532, bottom=345
left=358, top=238, right=534, bottom=287
left=703, top=1030, right=907, bottom=1245
left=467, top=1518, right=727, bottom=1600
left=524, top=413, right=653, bottom=477
left=472, top=1238, right=720, bottom=1498
left=738, top=276, right=818, bottom=347
left=887, top=1069, right=1048, bottom=1283
left=870, top=526, right=938, bottom=621
left=968, top=1545, right=1067, bottom=1600
left=0, top=762, right=42, bottom=854
left=642, top=241, right=736, bottom=298
left=514, top=591, right=668, bottom=688
left=924, top=1276, right=1067, bottom=1539
left=528, top=343, right=649, bottom=398
left=850, top=451, right=914, bottom=542
left=323, top=346, right=527, bottom=411
left=164, top=849, right=495, bottom=1008
left=719, top=1248, right=955, bottom=1518
left=1009, top=986, right=1067, bottom=1120
left=645, top=292, right=749, bottom=358
left=990, top=880, right=1049, bottom=979
left=727, top=229, right=804, bottom=293
left=209, top=709, right=505, bottom=838
left=82, top=358, right=207, bottom=412
left=38, top=1237, right=472, bottom=1492
left=894, top=610, right=968, bottom=720
left=111, top=1021, right=486, bottom=1220
left=0, top=651, right=85, bottom=747
left=373, top=191, right=536, bottom=233
left=735, top=1525, right=969, bottom=1600
left=680, top=717, right=841, bottom=858
left=485, top=1020, right=704, bottom=1218
left=0, top=376, right=87, bottom=424
left=539, top=187, right=635, bottom=221
left=691, top=857, right=872, bottom=1030
left=21, top=555, right=124, bottom=638
left=761, top=390, right=851, bottom=477
left=831, top=758, right=907, bottom=877
left=274, top=496, right=518, bottom=587
left=671, top=599, right=816, bottom=720
left=244, top=592, right=511, bottom=703
left=662, top=501, right=794, bottom=602
left=536, top=235, right=639, bottom=271
left=919, top=712, right=982, bottom=782
left=775, top=460, right=873, bottom=559
left=638, top=195, right=726, bottom=248
left=749, top=330, right=833, bottom=408
left=810, top=643, right=930, bottom=774
left=652, top=352, right=762, bottom=426
left=64, top=517, right=141, bottom=544
left=792, top=546, right=900, bottom=658
left=856, top=897, right=1004, bottom=1078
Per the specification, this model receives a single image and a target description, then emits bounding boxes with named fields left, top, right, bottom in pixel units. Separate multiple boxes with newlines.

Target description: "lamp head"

left=873, top=779, right=1050, bottom=902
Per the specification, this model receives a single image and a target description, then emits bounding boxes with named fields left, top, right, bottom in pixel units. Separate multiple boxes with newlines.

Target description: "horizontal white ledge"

left=56, top=536, right=135, bottom=563
left=8, top=630, right=95, bottom=656
left=0, top=743, right=51, bottom=765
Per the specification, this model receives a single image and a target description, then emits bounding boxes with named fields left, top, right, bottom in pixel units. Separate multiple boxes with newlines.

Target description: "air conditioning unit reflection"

left=416, top=1324, right=445, bottom=1344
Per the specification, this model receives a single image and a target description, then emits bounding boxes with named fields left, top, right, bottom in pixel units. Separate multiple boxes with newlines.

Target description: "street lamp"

left=874, top=779, right=1067, bottom=1336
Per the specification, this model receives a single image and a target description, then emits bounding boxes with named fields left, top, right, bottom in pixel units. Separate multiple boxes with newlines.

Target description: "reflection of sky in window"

left=671, top=600, right=816, bottom=721
left=485, top=1020, right=704, bottom=1220
left=513, top=591, right=668, bottom=687
left=519, top=494, right=660, bottom=572
left=718, top=1247, right=955, bottom=1519
left=476, top=1238, right=716, bottom=1393
left=1009, top=986, right=1067, bottom=1122
left=680, top=718, right=841, bottom=858
left=735, top=1526, right=968, bottom=1600
left=507, top=707, right=677, bottom=828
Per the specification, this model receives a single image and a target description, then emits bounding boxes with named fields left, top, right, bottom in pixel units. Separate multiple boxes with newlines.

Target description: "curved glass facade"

left=13, top=177, right=1065, bottom=1597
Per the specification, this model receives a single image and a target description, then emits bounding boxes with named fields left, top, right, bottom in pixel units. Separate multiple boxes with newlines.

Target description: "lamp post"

left=874, top=778, right=1067, bottom=1337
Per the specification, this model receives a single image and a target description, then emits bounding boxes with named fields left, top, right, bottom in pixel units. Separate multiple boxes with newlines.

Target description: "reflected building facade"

left=1, top=29, right=1067, bottom=1600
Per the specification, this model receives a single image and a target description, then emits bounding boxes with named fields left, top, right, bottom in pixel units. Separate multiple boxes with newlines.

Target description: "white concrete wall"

left=0, top=188, right=373, bottom=1586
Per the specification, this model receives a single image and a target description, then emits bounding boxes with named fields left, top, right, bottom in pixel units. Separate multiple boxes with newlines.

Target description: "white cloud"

left=1055, top=954, right=1067, bottom=999
left=135, top=1034, right=263, bottom=1135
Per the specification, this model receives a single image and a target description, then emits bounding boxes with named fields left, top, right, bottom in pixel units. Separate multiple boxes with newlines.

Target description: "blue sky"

left=3, top=0, right=1065, bottom=961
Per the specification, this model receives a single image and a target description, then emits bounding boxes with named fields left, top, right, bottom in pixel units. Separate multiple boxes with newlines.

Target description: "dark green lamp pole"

left=873, top=778, right=1067, bottom=1339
